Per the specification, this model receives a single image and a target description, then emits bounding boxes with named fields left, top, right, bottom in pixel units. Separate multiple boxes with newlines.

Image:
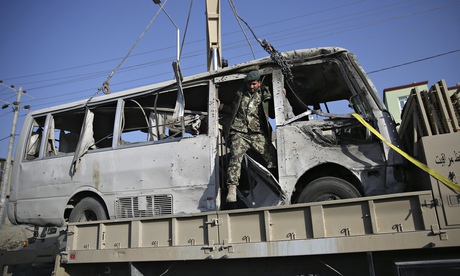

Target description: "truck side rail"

left=60, top=191, right=460, bottom=264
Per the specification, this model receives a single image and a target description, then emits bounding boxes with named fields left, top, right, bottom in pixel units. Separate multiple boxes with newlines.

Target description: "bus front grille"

left=115, top=194, right=173, bottom=219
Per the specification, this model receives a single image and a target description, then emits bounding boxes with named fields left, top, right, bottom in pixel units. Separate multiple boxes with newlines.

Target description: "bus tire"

left=297, top=177, right=361, bottom=203
left=69, top=197, right=108, bottom=223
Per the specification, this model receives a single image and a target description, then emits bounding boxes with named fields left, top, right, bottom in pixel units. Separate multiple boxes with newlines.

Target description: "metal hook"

left=99, top=81, right=111, bottom=95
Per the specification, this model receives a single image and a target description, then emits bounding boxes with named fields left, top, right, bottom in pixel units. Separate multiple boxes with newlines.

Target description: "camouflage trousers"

left=226, top=132, right=277, bottom=186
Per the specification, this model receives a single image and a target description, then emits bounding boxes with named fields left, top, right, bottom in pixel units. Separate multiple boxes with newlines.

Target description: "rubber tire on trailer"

left=68, top=197, right=108, bottom=223
left=297, top=176, right=361, bottom=203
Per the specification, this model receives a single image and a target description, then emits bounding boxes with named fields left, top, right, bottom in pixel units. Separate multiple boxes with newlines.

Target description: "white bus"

left=8, top=47, right=406, bottom=226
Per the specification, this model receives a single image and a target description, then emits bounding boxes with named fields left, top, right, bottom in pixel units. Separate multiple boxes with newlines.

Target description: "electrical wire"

left=4, top=3, right=450, bottom=90
left=95, top=0, right=169, bottom=96
left=367, top=49, right=460, bottom=74
left=180, top=0, right=194, bottom=60
left=0, top=135, right=19, bottom=142
left=1, top=0, right=458, bottom=110
left=4, top=1, right=435, bottom=87
left=227, top=0, right=256, bottom=60
left=263, top=1, right=460, bottom=48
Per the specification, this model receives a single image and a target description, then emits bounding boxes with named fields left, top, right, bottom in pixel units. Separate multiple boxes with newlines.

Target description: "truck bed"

left=59, top=190, right=459, bottom=261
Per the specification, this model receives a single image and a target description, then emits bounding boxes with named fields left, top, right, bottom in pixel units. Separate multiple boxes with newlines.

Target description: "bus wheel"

left=297, top=177, right=361, bottom=203
left=69, top=197, right=108, bottom=223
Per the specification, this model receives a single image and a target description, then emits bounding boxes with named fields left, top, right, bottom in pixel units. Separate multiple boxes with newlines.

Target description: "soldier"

left=219, top=71, right=277, bottom=203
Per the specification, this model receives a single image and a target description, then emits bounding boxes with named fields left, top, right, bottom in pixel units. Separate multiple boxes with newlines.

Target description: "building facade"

left=383, top=81, right=429, bottom=127
left=383, top=81, right=460, bottom=128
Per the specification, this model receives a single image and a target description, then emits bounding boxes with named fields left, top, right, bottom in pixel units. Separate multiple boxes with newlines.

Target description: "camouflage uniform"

left=222, top=83, right=277, bottom=188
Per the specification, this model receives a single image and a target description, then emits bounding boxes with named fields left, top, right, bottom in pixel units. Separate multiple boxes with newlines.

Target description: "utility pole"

left=206, top=0, right=222, bottom=71
left=0, top=86, right=26, bottom=228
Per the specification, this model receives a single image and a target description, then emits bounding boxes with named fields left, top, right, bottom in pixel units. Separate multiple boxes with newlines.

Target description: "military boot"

left=226, top=185, right=237, bottom=202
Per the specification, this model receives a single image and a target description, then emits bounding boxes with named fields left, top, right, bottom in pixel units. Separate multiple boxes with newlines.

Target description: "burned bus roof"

left=27, top=47, right=351, bottom=116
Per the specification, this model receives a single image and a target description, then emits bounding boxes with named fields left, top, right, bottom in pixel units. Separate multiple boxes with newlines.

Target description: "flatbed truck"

left=52, top=82, right=460, bottom=275
left=53, top=189, right=460, bottom=275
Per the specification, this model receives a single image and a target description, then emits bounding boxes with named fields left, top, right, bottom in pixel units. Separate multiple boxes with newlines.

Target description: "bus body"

left=8, top=47, right=406, bottom=226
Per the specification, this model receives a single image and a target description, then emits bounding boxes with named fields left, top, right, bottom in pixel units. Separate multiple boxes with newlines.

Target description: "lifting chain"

left=260, top=39, right=294, bottom=83
left=259, top=39, right=310, bottom=111
left=228, top=0, right=310, bottom=111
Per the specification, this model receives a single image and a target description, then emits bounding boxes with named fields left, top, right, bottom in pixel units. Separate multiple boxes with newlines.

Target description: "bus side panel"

left=11, top=134, right=216, bottom=225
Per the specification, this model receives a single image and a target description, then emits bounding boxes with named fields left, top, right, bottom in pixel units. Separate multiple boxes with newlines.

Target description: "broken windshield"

left=287, top=59, right=358, bottom=118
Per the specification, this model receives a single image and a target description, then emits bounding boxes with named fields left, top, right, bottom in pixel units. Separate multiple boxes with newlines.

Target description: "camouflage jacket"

left=220, top=85, right=275, bottom=138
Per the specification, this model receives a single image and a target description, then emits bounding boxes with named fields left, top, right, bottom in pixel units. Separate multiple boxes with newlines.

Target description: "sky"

left=0, top=0, right=459, bottom=158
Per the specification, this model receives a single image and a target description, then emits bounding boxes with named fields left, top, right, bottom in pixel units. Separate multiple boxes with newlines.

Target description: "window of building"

left=398, top=95, right=409, bottom=111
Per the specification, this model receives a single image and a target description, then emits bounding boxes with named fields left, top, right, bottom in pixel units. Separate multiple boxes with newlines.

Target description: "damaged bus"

left=8, top=47, right=406, bottom=226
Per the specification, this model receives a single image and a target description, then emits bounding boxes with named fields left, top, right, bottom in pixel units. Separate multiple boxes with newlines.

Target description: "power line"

left=247, top=1, right=460, bottom=54
left=240, top=0, right=428, bottom=43
left=3, top=0, right=445, bottom=85
left=0, top=132, right=22, bottom=141
left=2, top=1, right=361, bottom=82
left=1, top=0, right=458, bottom=110
left=367, top=49, right=460, bottom=74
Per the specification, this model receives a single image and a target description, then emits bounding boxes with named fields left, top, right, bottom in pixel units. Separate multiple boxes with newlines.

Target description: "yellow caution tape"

left=352, top=113, right=460, bottom=193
